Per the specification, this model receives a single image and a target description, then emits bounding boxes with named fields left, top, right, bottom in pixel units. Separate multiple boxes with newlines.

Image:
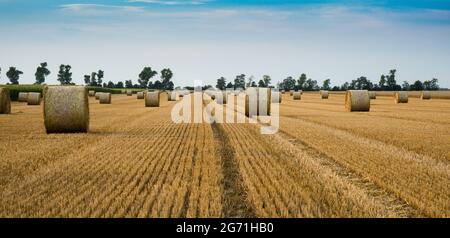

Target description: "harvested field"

left=0, top=92, right=448, bottom=218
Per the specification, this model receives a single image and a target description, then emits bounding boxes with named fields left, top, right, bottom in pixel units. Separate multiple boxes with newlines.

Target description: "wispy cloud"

left=60, top=4, right=144, bottom=14
left=127, top=0, right=210, bottom=5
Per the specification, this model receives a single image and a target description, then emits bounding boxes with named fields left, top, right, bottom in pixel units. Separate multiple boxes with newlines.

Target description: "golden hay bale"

left=126, top=90, right=133, bottom=96
left=27, top=92, right=41, bottom=105
left=43, top=86, right=89, bottom=133
left=345, top=90, right=370, bottom=112
left=420, top=91, right=431, bottom=100
left=395, top=91, right=408, bottom=103
left=320, top=90, right=329, bottom=99
left=293, top=91, right=301, bottom=100
left=289, top=91, right=293, bottom=96
left=245, top=88, right=271, bottom=117
left=271, top=91, right=282, bottom=103
left=145, top=91, right=160, bottom=107
left=88, top=90, right=95, bottom=97
left=95, top=92, right=101, bottom=100
left=368, top=91, right=376, bottom=99
left=99, top=93, right=111, bottom=104
left=137, top=91, right=144, bottom=99
left=18, top=92, right=28, bottom=102
left=0, top=88, right=11, bottom=114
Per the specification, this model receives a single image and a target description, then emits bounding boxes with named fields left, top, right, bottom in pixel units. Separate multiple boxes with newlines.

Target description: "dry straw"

left=421, top=91, right=431, bottom=100
left=44, top=86, right=89, bottom=133
left=293, top=91, right=301, bottom=100
left=88, top=90, right=95, bottom=97
left=27, top=92, right=41, bottom=105
left=99, top=93, right=111, bottom=104
left=320, top=90, right=329, bottom=99
left=345, top=90, right=370, bottom=112
left=137, top=91, right=144, bottom=99
left=18, top=92, right=28, bottom=102
left=369, top=91, right=376, bottom=99
left=145, top=91, right=160, bottom=107
left=126, top=90, right=133, bottom=96
left=0, top=88, right=11, bottom=114
left=395, top=91, right=408, bottom=103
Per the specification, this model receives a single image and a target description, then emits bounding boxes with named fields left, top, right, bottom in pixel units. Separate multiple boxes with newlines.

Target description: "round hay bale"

left=18, top=92, right=28, bottom=102
left=368, top=91, right=376, bottom=99
left=126, top=90, right=133, bottom=96
left=271, top=91, right=282, bottom=103
left=145, top=91, right=160, bottom=107
left=88, top=90, right=95, bottom=97
left=293, top=91, right=301, bottom=100
left=245, top=88, right=271, bottom=116
left=289, top=91, right=293, bottom=96
left=95, top=92, right=101, bottom=100
left=320, top=90, right=329, bottom=99
left=421, top=91, right=431, bottom=100
left=0, top=88, right=11, bottom=114
left=394, top=91, right=408, bottom=103
left=27, top=92, right=41, bottom=105
left=137, top=91, right=144, bottom=99
left=43, top=86, right=89, bottom=133
left=345, top=90, right=370, bottom=112
left=99, top=93, right=111, bottom=104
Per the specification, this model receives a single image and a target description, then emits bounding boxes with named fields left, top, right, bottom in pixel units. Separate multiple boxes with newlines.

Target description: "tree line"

left=0, top=64, right=175, bottom=90
left=215, top=74, right=272, bottom=90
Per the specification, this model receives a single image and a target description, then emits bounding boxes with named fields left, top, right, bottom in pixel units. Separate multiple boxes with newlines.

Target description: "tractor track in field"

left=211, top=122, right=256, bottom=218
left=273, top=122, right=425, bottom=217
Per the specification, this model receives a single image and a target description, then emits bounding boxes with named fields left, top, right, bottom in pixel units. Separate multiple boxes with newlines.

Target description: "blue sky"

left=1, top=0, right=450, bottom=88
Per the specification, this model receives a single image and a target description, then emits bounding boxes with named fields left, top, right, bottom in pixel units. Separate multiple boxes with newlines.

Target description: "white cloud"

left=128, top=0, right=210, bottom=5
left=60, top=4, right=144, bottom=15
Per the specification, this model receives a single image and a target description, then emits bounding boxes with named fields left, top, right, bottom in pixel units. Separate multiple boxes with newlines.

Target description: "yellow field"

left=0, top=92, right=449, bottom=217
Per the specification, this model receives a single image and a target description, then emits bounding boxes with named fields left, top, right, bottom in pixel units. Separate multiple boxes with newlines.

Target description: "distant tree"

left=97, top=70, right=104, bottom=86
left=350, top=76, right=373, bottom=90
left=102, top=83, right=107, bottom=88
left=216, top=77, right=226, bottom=90
left=402, top=81, right=410, bottom=91
left=331, top=86, right=340, bottom=91
left=34, top=62, right=51, bottom=84
left=280, top=76, right=296, bottom=90
left=304, top=78, right=319, bottom=91
left=410, top=80, right=423, bottom=91
left=379, top=75, right=386, bottom=90
left=107, top=81, right=115, bottom=88
left=153, top=80, right=162, bottom=89
left=297, top=73, right=307, bottom=90
left=116, top=81, right=124, bottom=88
left=160, top=68, right=174, bottom=90
left=251, top=81, right=257, bottom=87
left=340, top=82, right=350, bottom=91
left=57, top=64, right=73, bottom=85
left=258, top=80, right=265, bottom=87
left=84, top=75, right=91, bottom=85
left=246, top=75, right=255, bottom=88
left=322, top=79, right=331, bottom=90
left=226, top=82, right=233, bottom=89
left=125, top=80, right=133, bottom=88
left=423, top=78, right=439, bottom=90
left=138, top=67, right=158, bottom=88
left=234, top=74, right=246, bottom=89
left=262, top=75, right=271, bottom=87
left=6, top=67, right=23, bottom=84
left=386, top=69, right=400, bottom=90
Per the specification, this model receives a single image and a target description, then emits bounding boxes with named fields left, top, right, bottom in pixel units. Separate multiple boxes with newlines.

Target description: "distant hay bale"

left=99, top=93, right=111, bottom=104
left=137, top=91, right=144, bottom=99
left=169, top=91, right=178, bottom=101
left=271, top=91, right=282, bottom=103
left=145, top=91, right=160, bottom=107
left=44, top=86, right=89, bottom=133
left=27, top=92, right=41, bottom=105
left=18, top=92, right=28, bottom=102
left=369, top=91, right=376, bottom=99
left=289, top=91, right=293, bottom=96
left=345, top=90, right=370, bottom=112
left=293, top=91, right=301, bottom=100
left=0, top=88, right=11, bottom=114
left=421, top=91, right=431, bottom=100
left=95, top=92, right=101, bottom=100
left=395, top=91, right=408, bottom=103
left=320, top=90, right=329, bottom=99
left=126, top=90, right=133, bottom=96
left=245, top=88, right=271, bottom=117
left=88, top=90, right=95, bottom=97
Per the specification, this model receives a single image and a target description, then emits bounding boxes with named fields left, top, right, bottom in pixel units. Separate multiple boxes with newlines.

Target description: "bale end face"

left=18, top=92, right=29, bottom=102
left=88, top=90, right=95, bottom=97
left=293, top=91, right=301, bottom=100
left=126, top=90, right=133, bottom=96
left=369, top=91, right=376, bottom=99
left=137, top=92, right=145, bottom=99
left=145, top=91, right=160, bottom=107
left=27, top=92, right=41, bottom=105
left=345, top=90, right=370, bottom=112
left=320, top=90, right=329, bottom=99
left=395, top=91, right=408, bottom=103
left=0, top=88, right=11, bottom=114
left=99, top=93, right=111, bottom=104
left=44, top=86, right=89, bottom=133
left=421, top=91, right=431, bottom=100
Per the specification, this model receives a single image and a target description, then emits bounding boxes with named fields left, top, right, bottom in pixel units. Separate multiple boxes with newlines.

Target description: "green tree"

left=386, top=69, right=400, bottom=90
left=423, top=78, right=439, bottom=90
left=216, top=77, right=226, bottom=90
left=97, top=70, right=104, bottom=86
left=258, top=80, right=265, bottom=87
left=280, top=76, right=296, bottom=90
left=160, top=68, right=173, bottom=90
left=34, top=62, right=51, bottom=84
left=84, top=75, right=91, bottom=85
left=57, top=64, right=73, bottom=85
left=410, top=80, right=423, bottom=91
left=297, top=73, right=307, bottom=90
left=322, top=79, right=331, bottom=90
left=116, top=81, right=124, bottom=88
left=226, top=82, right=233, bottom=89
left=234, top=74, right=246, bottom=89
left=154, top=80, right=162, bottom=89
left=262, top=75, right=271, bottom=87
left=379, top=75, right=386, bottom=90
left=125, top=80, right=133, bottom=88
left=350, top=76, right=373, bottom=90
left=246, top=75, right=255, bottom=88
left=6, top=67, right=23, bottom=84
left=138, top=67, right=158, bottom=88
left=402, top=81, right=410, bottom=91
left=341, top=82, right=350, bottom=90
left=107, top=81, right=115, bottom=88
left=304, top=78, right=319, bottom=91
